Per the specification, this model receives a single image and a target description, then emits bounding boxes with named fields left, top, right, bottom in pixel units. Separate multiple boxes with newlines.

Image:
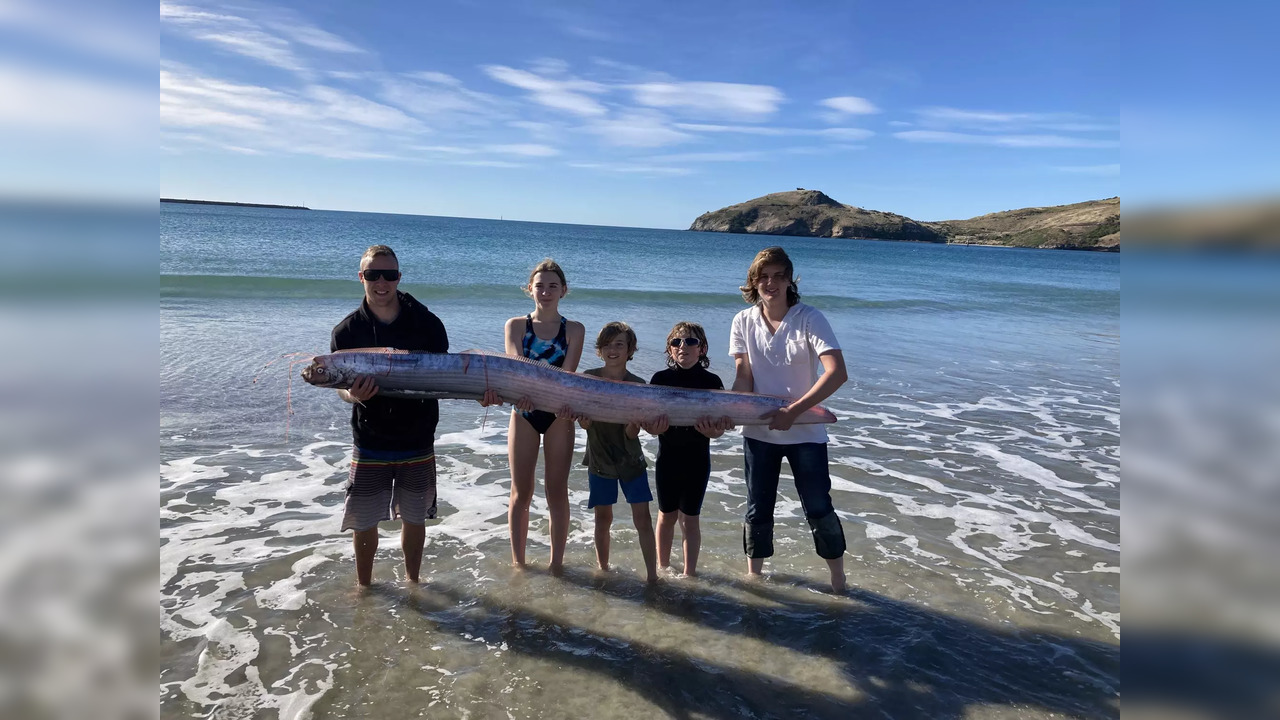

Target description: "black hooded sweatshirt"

left=330, top=291, right=449, bottom=450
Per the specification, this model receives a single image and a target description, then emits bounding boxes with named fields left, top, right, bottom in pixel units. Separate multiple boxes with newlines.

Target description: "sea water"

left=161, top=203, right=1119, bottom=718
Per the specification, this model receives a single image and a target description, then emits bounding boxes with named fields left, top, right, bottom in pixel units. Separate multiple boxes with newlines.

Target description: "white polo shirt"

left=729, top=302, right=841, bottom=445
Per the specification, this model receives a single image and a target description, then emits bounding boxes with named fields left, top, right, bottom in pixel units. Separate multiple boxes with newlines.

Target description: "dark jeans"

left=743, top=437, right=846, bottom=560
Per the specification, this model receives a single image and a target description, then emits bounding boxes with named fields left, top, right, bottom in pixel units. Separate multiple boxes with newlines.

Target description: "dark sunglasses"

left=669, top=337, right=702, bottom=348
left=361, top=268, right=401, bottom=282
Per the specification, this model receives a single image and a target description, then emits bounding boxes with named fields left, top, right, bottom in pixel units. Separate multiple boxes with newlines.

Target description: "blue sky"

left=160, top=0, right=1120, bottom=228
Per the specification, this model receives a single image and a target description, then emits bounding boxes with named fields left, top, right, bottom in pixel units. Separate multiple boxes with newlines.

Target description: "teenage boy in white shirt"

left=729, top=246, right=849, bottom=592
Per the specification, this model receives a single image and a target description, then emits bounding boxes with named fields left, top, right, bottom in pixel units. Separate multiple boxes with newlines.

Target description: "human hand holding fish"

left=762, top=404, right=800, bottom=431
left=695, top=415, right=730, bottom=438
left=641, top=414, right=669, bottom=435
left=340, top=375, right=379, bottom=405
left=478, top=388, right=503, bottom=407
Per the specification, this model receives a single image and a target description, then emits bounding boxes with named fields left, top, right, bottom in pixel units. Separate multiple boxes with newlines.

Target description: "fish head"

left=300, top=356, right=348, bottom=388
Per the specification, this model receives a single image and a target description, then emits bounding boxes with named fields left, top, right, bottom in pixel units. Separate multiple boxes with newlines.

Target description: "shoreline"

left=161, top=198, right=311, bottom=210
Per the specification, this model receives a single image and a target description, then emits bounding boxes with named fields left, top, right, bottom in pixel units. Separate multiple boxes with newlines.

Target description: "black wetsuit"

left=649, top=365, right=724, bottom=515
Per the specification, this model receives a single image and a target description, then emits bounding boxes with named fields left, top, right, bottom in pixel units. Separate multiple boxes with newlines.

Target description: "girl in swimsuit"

left=480, top=258, right=585, bottom=574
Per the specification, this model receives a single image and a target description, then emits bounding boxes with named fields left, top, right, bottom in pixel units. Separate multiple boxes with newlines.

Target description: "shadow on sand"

left=369, top=567, right=1123, bottom=719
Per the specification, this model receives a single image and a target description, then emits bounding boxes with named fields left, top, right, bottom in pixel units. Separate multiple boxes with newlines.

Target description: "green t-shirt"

left=581, top=367, right=648, bottom=480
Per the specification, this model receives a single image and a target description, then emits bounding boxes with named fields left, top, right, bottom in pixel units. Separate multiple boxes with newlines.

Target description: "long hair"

left=739, top=246, right=800, bottom=306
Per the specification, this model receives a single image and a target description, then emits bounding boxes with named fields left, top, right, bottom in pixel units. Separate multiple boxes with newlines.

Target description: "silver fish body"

left=301, top=349, right=837, bottom=426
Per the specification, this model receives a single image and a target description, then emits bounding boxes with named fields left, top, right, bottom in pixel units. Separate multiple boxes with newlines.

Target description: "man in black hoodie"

left=331, top=244, right=449, bottom=586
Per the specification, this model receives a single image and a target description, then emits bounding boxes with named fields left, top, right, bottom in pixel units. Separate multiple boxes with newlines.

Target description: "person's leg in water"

left=631, top=501, right=658, bottom=583
left=679, top=512, right=702, bottom=577
left=353, top=527, right=378, bottom=586
left=655, top=468, right=680, bottom=571
left=593, top=504, right=612, bottom=570
left=507, top=411, right=540, bottom=568
left=743, top=437, right=784, bottom=577
left=401, top=521, right=424, bottom=583
left=656, top=509, right=678, bottom=571
left=786, top=442, right=848, bottom=593
left=542, top=417, right=576, bottom=575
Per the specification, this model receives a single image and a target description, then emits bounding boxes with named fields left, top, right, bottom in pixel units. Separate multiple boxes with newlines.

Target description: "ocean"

left=160, top=203, right=1120, bottom=719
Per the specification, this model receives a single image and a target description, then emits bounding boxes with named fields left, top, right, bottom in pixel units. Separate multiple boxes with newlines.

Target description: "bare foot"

left=830, top=573, right=847, bottom=593
left=646, top=572, right=659, bottom=584
left=549, top=561, right=564, bottom=577
left=682, top=570, right=698, bottom=579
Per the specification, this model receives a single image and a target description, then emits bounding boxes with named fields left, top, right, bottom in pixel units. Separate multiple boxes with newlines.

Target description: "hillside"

left=689, top=191, right=1120, bottom=251
left=689, top=190, right=947, bottom=243
left=937, top=197, right=1119, bottom=250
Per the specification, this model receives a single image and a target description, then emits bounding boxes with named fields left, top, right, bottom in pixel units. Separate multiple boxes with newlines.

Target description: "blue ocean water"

left=161, top=203, right=1120, bottom=718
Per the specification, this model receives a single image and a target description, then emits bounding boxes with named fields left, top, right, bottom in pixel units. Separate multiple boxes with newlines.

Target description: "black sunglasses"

left=361, top=268, right=401, bottom=282
left=669, top=337, right=702, bottom=348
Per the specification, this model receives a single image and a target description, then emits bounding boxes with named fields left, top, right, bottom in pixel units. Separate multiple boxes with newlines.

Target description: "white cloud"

left=631, top=82, right=783, bottom=120
left=277, top=24, right=366, bottom=54
left=161, top=1, right=367, bottom=75
left=306, top=86, right=424, bottom=131
left=913, top=107, right=1116, bottom=133
left=819, top=96, right=879, bottom=115
left=161, top=65, right=435, bottom=159
left=376, top=75, right=501, bottom=122
left=412, top=145, right=476, bottom=154
left=673, top=123, right=872, bottom=140
left=918, top=107, right=1039, bottom=126
left=451, top=159, right=525, bottom=168
left=645, top=151, right=766, bottom=163
left=818, top=128, right=874, bottom=140
left=406, top=71, right=463, bottom=86
left=674, top=123, right=789, bottom=136
left=483, top=65, right=608, bottom=116
left=894, top=130, right=1119, bottom=148
left=583, top=111, right=691, bottom=147
left=194, top=30, right=304, bottom=72
left=486, top=143, right=559, bottom=157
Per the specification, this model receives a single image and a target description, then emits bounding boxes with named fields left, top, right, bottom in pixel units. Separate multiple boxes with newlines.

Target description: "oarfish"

left=300, top=349, right=837, bottom=426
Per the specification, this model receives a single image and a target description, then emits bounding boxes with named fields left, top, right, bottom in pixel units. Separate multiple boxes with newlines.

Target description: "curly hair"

left=665, top=321, right=710, bottom=369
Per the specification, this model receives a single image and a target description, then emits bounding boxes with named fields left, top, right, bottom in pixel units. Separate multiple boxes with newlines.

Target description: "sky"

left=157, top=0, right=1122, bottom=228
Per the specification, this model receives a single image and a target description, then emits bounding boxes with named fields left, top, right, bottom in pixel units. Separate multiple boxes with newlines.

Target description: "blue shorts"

left=587, top=470, right=652, bottom=508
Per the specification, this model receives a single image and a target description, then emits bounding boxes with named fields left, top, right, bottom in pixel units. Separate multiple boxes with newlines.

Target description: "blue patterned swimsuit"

left=519, top=314, right=569, bottom=434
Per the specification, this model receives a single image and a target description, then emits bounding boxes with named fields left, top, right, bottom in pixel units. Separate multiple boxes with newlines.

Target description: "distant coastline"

left=161, top=198, right=311, bottom=210
left=690, top=190, right=1120, bottom=251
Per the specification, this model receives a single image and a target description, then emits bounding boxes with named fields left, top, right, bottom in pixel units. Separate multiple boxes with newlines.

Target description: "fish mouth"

left=300, top=360, right=342, bottom=387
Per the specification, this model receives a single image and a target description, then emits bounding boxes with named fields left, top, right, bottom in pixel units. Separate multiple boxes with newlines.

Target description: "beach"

left=161, top=202, right=1119, bottom=718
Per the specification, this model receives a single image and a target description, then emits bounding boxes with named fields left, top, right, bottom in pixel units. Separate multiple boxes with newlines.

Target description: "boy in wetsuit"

left=650, top=322, right=733, bottom=577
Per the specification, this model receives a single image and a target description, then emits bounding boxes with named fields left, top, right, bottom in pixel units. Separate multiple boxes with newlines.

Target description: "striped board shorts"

left=341, top=446, right=438, bottom=532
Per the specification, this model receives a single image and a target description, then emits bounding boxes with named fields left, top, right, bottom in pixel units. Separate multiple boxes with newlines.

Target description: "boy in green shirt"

left=578, top=322, right=660, bottom=583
